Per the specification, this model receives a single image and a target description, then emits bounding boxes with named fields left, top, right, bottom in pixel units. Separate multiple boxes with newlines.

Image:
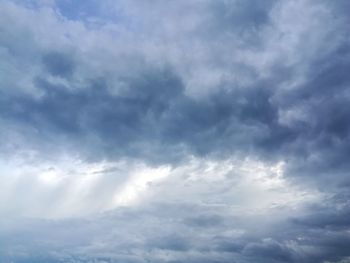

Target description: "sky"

left=0, top=0, right=350, bottom=262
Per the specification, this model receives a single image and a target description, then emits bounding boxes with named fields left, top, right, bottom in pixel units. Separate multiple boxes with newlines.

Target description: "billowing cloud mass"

left=1, top=0, right=350, bottom=262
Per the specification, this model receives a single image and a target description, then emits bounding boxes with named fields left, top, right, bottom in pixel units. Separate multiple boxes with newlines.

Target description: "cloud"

left=42, top=51, right=76, bottom=78
left=1, top=0, right=350, bottom=262
left=1, top=194, right=349, bottom=263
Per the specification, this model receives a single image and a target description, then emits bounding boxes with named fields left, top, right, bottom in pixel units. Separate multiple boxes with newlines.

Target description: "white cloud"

left=0, top=150, right=321, bottom=220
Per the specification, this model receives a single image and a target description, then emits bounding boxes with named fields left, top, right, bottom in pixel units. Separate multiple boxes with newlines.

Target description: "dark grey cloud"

left=42, top=51, right=75, bottom=78
left=208, top=0, right=278, bottom=46
left=1, top=58, right=296, bottom=164
left=1, top=198, right=350, bottom=263
left=2, top=0, right=347, bottom=180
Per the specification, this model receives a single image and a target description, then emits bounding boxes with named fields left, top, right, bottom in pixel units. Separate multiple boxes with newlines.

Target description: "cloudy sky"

left=1, top=0, right=350, bottom=262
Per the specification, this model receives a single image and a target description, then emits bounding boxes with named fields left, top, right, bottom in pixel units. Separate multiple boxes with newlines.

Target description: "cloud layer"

left=1, top=0, right=350, bottom=262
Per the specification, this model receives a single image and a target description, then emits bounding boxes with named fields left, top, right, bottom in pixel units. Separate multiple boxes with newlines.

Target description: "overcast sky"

left=1, top=0, right=350, bottom=262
